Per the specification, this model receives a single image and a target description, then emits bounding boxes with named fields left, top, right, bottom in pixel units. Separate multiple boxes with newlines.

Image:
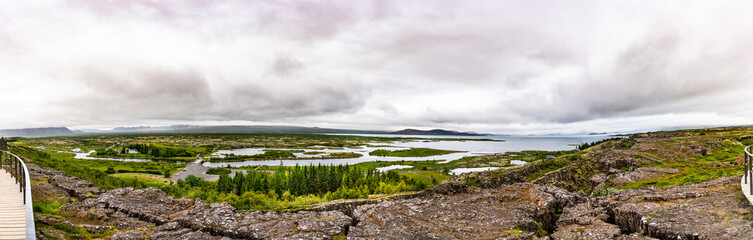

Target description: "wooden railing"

left=1, top=150, right=36, bottom=240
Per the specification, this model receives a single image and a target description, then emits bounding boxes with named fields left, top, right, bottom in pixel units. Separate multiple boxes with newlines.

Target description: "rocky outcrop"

left=445, top=161, right=544, bottom=188
left=615, top=233, right=660, bottom=240
left=61, top=198, right=114, bottom=222
left=550, top=222, right=622, bottom=239
left=28, top=162, right=101, bottom=199
left=48, top=174, right=102, bottom=199
left=96, top=187, right=194, bottom=224
left=174, top=199, right=352, bottom=239
left=534, top=150, right=641, bottom=192
left=83, top=224, right=114, bottom=234
left=348, top=183, right=584, bottom=239
left=611, top=167, right=680, bottom=188
left=551, top=176, right=753, bottom=239
left=38, top=229, right=67, bottom=240
left=447, top=140, right=649, bottom=195
left=148, top=221, right=236, bottom=240
left=30, top=163, right=350, bottom=239
left=36, top=215, right=78, bottom=231
left=32, top=182, right=71, bottom=202
left=110, top=230, right=147, bottom=240
left=607, top=177, right=753, bottom=239
left=27, top=163, right=66, bottom=181
left=31, top=162, right=753, bottom=239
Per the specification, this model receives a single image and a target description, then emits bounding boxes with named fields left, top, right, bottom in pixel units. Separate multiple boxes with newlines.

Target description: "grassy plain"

left=110, top=173, right=172, bottom=185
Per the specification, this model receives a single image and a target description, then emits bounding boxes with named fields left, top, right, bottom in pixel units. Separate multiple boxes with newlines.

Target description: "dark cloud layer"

left=0, top=0, right=751, bottom=133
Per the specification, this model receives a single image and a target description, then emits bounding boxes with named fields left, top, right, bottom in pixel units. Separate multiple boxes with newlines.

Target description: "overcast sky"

left=1, top=0, right=752, bottom=134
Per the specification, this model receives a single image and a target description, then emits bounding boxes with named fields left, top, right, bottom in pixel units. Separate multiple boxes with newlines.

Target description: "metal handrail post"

left=16, top=158, right=19, bottom=184
left=13, top=155, right=17, bottom=183
left=746, top=154, right=749, bottom=184
left=19, top=160, right=23, bottom=193
left=21, top=166, right=25, bottom=200
left=747, top=146, right=753, bottom=193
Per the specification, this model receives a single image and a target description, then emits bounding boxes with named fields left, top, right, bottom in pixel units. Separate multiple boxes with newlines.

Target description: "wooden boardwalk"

left=0, top=170, right=26, bottom=240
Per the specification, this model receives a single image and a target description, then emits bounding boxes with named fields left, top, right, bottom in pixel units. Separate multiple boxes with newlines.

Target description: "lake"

left=202, top=134, right=613, bottom=167
left=73, top=150, right=152, bottom=162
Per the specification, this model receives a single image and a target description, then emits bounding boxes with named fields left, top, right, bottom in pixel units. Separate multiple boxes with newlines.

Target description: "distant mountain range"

left=0, top=125, right=490, bottom=137
left=0, top=127, right=75, bottom=137
left=391, top=128, right=488, bottom=136
left=157, top=125, right=386, bottom=135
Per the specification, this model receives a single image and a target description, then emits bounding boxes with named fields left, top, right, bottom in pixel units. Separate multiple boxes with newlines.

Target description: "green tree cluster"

left=127, top=144, right=194, bottom=158
left=161, top=164, right=426, bottom=210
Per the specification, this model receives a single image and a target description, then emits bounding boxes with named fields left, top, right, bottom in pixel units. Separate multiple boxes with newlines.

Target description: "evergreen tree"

left=233, top=172, right=245, bottom=195
left=217, top=173, right=233, bottom=194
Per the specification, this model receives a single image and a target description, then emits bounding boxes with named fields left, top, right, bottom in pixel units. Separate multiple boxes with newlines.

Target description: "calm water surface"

left=202, top=134, right=612, bottom=167
left=375, top=165, right=413, bottom=172
left=450, top=167, right=501, bottom=175
left=68, top=134, right=612, bottom=167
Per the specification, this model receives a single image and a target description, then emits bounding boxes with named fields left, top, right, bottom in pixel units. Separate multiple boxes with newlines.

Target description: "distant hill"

left=391, top=129, right=487, bottom=136
left=12, top=125, right=489, bottom=137
left=110, top=125, right=193, bottom=132
left=76, top=125, right=389, bottom=135
left=0, top=127, right=75, bottom=137
left=166, top=125, right=387, bottom=135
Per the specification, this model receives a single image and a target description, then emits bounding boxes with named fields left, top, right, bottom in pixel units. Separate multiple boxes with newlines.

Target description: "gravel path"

left=171, top=155, right=247, bottom=181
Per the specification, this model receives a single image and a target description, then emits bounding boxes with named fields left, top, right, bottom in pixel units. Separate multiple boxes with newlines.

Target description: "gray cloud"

left=516, top=27, right=753, bottom=123
left=0, top=0, right=752, bottom=133
left=64, top=64, right=213, bottom=121
left=211, top=75, right=368, bottom=121
left=270, top=56, right=305, bottom=76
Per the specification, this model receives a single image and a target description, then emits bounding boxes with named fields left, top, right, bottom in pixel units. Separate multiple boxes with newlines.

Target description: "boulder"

left=110, top=230, right=147, bottom=240
left=49, top=174, right=101, bottom=199
left=83, top=224, right=114, bottom=234
left=615, top=233, right=659, bottom=240
left=38, top=229, right=66, bottom=240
